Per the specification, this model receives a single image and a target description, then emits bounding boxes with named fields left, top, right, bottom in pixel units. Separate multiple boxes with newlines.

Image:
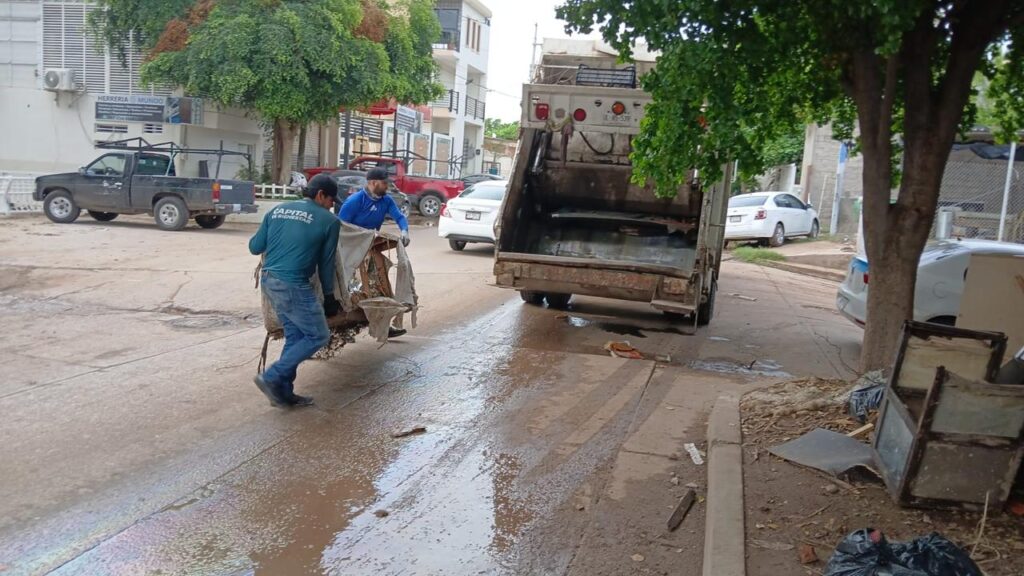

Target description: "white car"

left=438, top=180, right=507, bottom=251
left=836, top=239, right=1024, bottom=327
left=724, top=192, right=820, bottom=246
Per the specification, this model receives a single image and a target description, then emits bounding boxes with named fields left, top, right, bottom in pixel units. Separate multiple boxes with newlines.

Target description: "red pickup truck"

left=306, top=156, right=463, bottom=217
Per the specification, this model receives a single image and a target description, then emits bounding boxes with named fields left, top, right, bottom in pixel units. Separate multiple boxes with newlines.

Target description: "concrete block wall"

left=799, top=123, right=864, bottom=234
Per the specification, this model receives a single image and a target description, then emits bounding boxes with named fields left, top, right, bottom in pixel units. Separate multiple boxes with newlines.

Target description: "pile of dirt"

left=740, top=377, right=1024, bottom=576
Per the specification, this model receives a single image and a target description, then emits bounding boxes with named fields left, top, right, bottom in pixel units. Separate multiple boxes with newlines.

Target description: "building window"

left=143, top=123, right=163, bottom=134
left=41, top=1, right=171, bottom=96
left=95, top=123, right=128, bottom=133
left=434, top=7, right=461, bottom=50
left=465, top=18, right=481, bottom=53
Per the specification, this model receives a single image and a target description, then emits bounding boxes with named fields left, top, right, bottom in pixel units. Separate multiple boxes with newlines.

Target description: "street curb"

left=703, top=394, right=745, bottom=576
left=762, top=260, right=845, bottom=282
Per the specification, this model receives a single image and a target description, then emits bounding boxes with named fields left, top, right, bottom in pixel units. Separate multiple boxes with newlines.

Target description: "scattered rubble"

left=604, top=340, right=644, bottom=360
left=797, top=543, right=818, bottom=564
left=667, top=488, right=696, bottom=531
left=728, top=292, right=758, bottom=302
left=683, top=443, right=704, bottom=466
left=742, top=376, right=1024, bottom=576
left=391, top=426, right=427, bottom=439
left=750, top=539, right=794, bottom=551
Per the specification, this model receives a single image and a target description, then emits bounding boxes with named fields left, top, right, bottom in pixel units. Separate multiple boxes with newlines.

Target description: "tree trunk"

left=853, top=4, right=1008, bottom=372
left=296, top=124, right=308, bottom=172
left=271, top=118, right=298, bottom=185
left=860, top=154, right=947, bottom=371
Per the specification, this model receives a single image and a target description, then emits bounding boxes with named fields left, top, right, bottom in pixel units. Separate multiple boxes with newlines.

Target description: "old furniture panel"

left=958, top=253, right=1024, bottom=358
left=877, top=367, right=1024, bottom=509
left=891, top=321, right=1005, bottom=393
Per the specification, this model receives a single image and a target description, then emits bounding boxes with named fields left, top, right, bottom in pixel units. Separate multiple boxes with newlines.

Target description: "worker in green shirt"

left=249, top=174, right=341, bottom=408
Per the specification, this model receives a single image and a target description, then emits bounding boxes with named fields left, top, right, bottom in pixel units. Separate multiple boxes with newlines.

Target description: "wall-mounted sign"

left=395, top=105, right=423, bottom=134
left=95, top=95, right=204, bottom=125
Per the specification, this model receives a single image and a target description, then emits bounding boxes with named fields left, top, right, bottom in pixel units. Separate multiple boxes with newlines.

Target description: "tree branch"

left=877, top=53, right=899, bottom=152
left=934, top=0, right=1012, bottom=144
left=901, top=10, right=937, bottom=148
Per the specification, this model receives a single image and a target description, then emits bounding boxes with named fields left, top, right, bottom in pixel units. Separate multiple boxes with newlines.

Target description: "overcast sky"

left=483, top=0, right=599, bottom=123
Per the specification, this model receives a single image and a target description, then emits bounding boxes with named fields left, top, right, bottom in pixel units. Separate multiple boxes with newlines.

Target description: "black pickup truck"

left=34, top=139, right=257, bottom=231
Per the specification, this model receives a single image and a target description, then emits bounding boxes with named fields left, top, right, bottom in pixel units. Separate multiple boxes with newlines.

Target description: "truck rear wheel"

left=545, top=293, right=572, bottom=309
left=520, top=291, right=545, bottom=305
left=195, top=215, right=226, bottom=229
left=154, top=197, right=189, bottom=231
left=87, top=210, right=118, bottom=222
left=448, top=239, right=467, bottom=251
left=44, top=190, right=80, bottom=224
left=418, top=192, right=444, bottom=217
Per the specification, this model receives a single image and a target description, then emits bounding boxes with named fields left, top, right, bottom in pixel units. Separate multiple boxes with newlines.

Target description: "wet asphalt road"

left=0, top=215, right=860, bottom=575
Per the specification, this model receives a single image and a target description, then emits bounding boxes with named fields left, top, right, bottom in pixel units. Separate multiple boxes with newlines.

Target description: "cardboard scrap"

left=768, top=428, right=879, bottom=479
left=604, top=341, right=644, bottom=360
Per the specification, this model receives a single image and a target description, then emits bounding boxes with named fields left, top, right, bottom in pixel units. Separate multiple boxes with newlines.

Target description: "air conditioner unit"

left=42, top=68, right=76, bottom=91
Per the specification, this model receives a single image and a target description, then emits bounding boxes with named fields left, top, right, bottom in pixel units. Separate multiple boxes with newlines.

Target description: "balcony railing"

left=431, top=89, right=460, bottom=113
left=432, top=30, right=460, bottom=52
left=465, top=95, right=485, bottom=120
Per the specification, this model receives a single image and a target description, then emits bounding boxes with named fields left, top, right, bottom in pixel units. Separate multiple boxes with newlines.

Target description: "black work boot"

left=253, top=374, right=288, bottom=408
left=285, top=394, right=315, bottom=408
left=388, top=327, right=407, bottom=338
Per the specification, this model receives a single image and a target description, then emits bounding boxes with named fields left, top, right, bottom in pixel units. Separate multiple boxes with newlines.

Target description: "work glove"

left=323, top=294, right=341, bottom=318
left=401, top=230, right=411, bottom=247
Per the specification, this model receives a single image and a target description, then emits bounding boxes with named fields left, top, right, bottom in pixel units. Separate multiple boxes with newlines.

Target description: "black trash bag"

left=890, top=533, right=983, bottom=576
left=848, top=371, right=887, bottom=423
left=825, top=529, right=926, bottom=576
left=848, top=385, right=885, bottom=423
left=825, top=529, right=982, bottom=576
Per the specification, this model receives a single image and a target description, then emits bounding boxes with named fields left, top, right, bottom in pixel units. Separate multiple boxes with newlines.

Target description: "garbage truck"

left=492, top=40, right=730, bottom=325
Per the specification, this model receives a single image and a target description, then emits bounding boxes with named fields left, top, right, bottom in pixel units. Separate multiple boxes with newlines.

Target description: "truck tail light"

left=755, top=208, right=766, bottom=220
left=573, top=108, right=587, bottom=121
left=535, top=103, right=549, bottom=120
left=863, top=273, right=869, bottom=285
left=440, top=203, right=450, bottom=218
left=611, top=101, right=626, bottom=115
left=212, top=182, right=221, bottom=202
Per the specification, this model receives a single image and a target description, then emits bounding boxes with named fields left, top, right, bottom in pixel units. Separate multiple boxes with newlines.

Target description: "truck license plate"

left=466, top=212, right=481, bottom=221
left=729, top=215, right=741, bottom=223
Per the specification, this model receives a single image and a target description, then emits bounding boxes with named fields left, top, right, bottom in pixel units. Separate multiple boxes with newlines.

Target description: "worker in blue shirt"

left=249, top=173, right=341, bottom=408
left=338, top=167, right=410, bottom=338
left=338, top=167, right=411, bottom=247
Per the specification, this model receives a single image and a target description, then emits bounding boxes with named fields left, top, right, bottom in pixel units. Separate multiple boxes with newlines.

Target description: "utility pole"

left=342, top=110, right=352, bottom=168
left=529, top=23, right=540, bottom=82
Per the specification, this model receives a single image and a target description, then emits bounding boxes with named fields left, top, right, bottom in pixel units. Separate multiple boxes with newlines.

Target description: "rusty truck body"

left=493, top=41, right=730, bottom=325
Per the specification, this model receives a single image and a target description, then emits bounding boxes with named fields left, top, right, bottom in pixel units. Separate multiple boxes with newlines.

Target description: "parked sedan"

left=462, top=173, right=503, bottom=186
left=836, top=239, right=1024, bottom=327
left=724, top=192, right=820, bottom=246
left=329, top=172, right=411, bottom=218
left=438, top=180, right=507, bottom=251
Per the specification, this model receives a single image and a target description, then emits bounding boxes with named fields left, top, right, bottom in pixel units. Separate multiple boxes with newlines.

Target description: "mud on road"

left=0, top=215, right=861, bottom=575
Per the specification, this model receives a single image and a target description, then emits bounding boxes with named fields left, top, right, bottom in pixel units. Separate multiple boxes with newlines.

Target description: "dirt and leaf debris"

left=741, top=377, right=1024, bottom=576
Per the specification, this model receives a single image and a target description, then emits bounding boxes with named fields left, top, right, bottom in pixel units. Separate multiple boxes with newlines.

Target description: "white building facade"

left=427, top=0, right=490, bottom=176
left=0, top=0, right=265, bottom=179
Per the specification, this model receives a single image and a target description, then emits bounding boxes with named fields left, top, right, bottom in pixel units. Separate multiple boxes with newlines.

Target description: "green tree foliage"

left=558, top=0, right=1024, bottom=370
left=485, top=119, right=520, bottom=140
left=90, top=0, right=442, bottom=182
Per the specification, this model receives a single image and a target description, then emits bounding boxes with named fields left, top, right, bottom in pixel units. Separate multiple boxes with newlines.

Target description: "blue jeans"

left=261, top=272, right=330, bottom=398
